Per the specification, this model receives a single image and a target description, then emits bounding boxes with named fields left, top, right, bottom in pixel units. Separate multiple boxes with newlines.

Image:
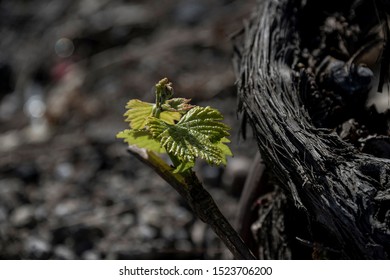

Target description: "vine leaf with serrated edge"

left=117, top=78, right=233, bottom=173
left=147, top=106, right=232, bottom=173
left=124, top=99, right=181, bottom=130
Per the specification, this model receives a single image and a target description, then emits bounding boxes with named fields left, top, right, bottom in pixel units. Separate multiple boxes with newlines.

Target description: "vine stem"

left=127, top=145, right=257, bottom=260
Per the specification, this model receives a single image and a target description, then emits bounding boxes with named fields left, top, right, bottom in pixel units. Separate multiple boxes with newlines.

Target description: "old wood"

left=233, top=0, right=390, bottom=259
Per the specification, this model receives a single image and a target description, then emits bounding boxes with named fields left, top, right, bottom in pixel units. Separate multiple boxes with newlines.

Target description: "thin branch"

left=127, top=145, right=256, bottom=260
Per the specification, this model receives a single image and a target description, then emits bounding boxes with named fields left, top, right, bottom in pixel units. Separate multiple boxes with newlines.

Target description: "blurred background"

left=0, top=0, right=258, bottom=259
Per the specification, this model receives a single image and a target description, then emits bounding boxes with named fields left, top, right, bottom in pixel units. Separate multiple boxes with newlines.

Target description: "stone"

left=25, top=236, right=51, bottom=259
left=53, top=245, right=75, bottom=260
left=10, top=205, right=35, bottom=227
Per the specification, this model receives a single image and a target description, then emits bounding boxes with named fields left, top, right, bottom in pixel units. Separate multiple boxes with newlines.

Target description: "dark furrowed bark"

left=233, top=0, right=390, bottom=259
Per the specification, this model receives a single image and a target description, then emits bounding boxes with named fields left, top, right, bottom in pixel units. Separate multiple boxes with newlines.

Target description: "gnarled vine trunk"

left=233, top=0, right=390, bottom=259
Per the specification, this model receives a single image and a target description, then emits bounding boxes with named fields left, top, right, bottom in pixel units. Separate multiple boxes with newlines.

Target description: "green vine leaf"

left=174, top=161, right=195, bottom=174
left=177, top=106, right=230, bottom=142
left=117, top=78, right=233, bottom=173
left=124, top=99, right=153, bottom=129
left=159, top=111, right=182, bottom=126
left=147, top=106, right=232, bottom=172
left=116, top=129, right=165, bottom=153
left=124, top=99, right=181, bottom=129
left=216, top=137, right=233, bottom=165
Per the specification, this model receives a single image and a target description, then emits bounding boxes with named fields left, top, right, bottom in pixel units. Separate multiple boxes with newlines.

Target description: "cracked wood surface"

left=233, top=0, right=390, bottom=259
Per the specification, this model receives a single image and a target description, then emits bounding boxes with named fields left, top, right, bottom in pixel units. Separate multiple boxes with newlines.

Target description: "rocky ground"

left=0, top=0, right=258, bottom=259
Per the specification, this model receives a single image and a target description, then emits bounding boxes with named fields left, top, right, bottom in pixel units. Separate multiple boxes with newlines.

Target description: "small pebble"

left=138, top=204, right=162, bottom=227
left=174, top=0, right=207, bottom=25
left=55, top=162, right=74, bottom=181
left=54, top=245, right=75, bottom=260
left=82, top=250, right=99, bottom=260
left=137, top=224, right=158, bottom=240
left=10, top=205, right=35, bottom=227
left=25, top=237, right=51, bottom=259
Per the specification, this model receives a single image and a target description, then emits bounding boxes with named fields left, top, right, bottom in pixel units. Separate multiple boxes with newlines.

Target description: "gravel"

left=0, top=0, right=257, bottom=260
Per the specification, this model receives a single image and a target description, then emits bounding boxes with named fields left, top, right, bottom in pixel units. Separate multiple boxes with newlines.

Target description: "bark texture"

left=233, top=0, right=390, bottom=259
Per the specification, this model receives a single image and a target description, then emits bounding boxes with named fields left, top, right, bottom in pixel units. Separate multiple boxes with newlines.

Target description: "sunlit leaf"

left=159, top=111, right=182, bottom=125
left=116, top=129, right=165, bottom=154
left=215, top=137, right=233, bottom=165
left=178, top=106, right=230, bottom=142
left=124, top=99, right=181, bottom=129
left=124, top=99, right=154, bottom=129
left=147, top=106, right=232, bottom=168
left=118, top=79, right=233, bottom=174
